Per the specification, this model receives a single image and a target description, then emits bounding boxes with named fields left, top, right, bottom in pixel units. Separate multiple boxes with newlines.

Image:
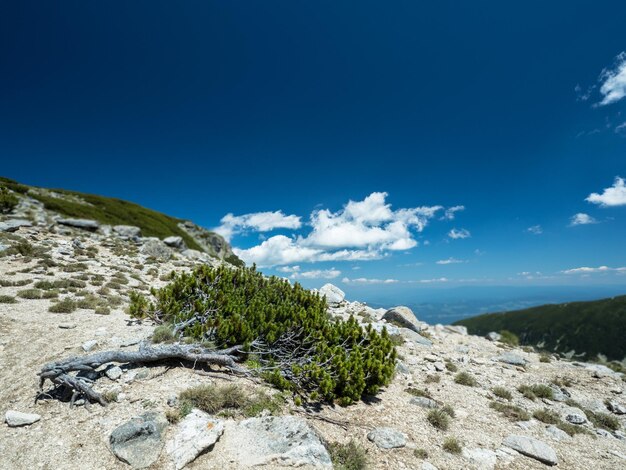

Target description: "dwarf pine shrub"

left=0, top=186, right=19, bottom=214
left=129, top=264, right=396, bottom=403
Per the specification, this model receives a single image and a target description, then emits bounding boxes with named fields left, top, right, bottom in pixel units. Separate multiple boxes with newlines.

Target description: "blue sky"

left=1, top=1, right=626, bottom=305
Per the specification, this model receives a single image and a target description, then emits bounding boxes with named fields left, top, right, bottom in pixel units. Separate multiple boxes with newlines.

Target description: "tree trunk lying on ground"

left=38, top=343, right=247, bottom=406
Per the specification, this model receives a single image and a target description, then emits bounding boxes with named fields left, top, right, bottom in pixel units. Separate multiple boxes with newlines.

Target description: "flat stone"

left=367, top=427, right=407, bottom=449
left=421, top=463, right=438, bottom=470
left=462, top=448, right=497, bottom=470
left=140, top=239, right=172, bottom=260
left=503, top=434, right=558, bottom=466
left=382, top=306, right=420, bottom=332
left=82, top=340, right=98, bottom=352
left=395, top=361, right=410, bottom=375
left=113, top=225, right=142, bottom=239
left=606, top=400, right=626, bottom=415
left=545, top=425, right=570, bottom=441
left=58, top=323, right=77, bottom=329
left=221, top=416, right=331, bottom=468
left=5, top=410, right=41, bottom=427
left=57, top=218, right=100, bottom=231
left=444, top=325, right=468, bottom=335
left=486, top=331, right=501, bottom=341
left=163, top=236, right=186, bottom=249
left=110, top=412, right=168, bottom=469
left=399, top=328, right=433, bottom=347
left=563, top=407, right=587, bottom=425
left=433, top=362, right=445, bottom=372
left=496, top=353, right=527, bottom=366
left=319, top=283, right=345, bottom=307
left=166, top=409, right=224, bottom=470
left=0, top=219, right=32, bottom=232
left=410, top=397, right=439, bottom=409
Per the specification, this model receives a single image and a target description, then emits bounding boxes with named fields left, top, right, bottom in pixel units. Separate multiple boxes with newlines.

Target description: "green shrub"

left=442, top=404, right=455, bottom=418
left=0, top=295, right=17, bottom=303
left=17, top=288, right=44, bottom=299
left=492, top=387, right=512, bottom=401
left=328, top=440, right=368, bottom=470
left=539, top=354, right=552, bottom=363
left=414, top=448, right=428, bottom=459
left=587, top=410, right=620, bottom=431
left=130, top=265, right=396, bottom=403
left=489, top=401, right=530, bottom=421
left=152, top=325, right=175, bottom=343
left=533, top=408, right=561, bottom=424
left=48, top=298, right=77, bottom=313
left=557, top=421, right=593, bottom=437
left=454, top=372, right=477, bottom=387
left=499, top=330, right=519, bottom=346
left=445, top=360, right=458, bottom=372
left=427, top=409, right=451, bottom=430
left=0, top=187, right=19, bottom=213
left=518, top=384, right=553, bottom=401
left=442, top=437, right=462, bottom=454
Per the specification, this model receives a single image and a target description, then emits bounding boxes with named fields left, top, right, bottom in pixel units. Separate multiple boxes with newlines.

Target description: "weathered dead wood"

left=38, top=343, right=247, bottom=406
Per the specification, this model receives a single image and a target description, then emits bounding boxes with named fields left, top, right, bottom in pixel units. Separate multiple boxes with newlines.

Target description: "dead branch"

left=38, top=343, right=247, bottom=406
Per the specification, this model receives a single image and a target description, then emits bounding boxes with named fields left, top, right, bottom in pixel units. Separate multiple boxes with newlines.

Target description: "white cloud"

left=234, top=192, right=448, bottom=267
left=448, top=228, right=471, bottom=239
left=562, top=266, right=626, bottom=274
left=215, top=210, right=301, bottom=240
left=597, top=52, right=626, bottom=106
left=442, top=205, right=465, bottom=220
left=586, top=176, right=626, bottom=207
left=569, top=213, right=598, bottom=226
left=342, top=277, right=399, bottom=285
left=278, top=265, right=341, bottom=280
left=416, top=277, right=448, bottom=284
left=615, top=122, right=626, bottom=134
left=436, top=257, right=466, bottom=265
left=526, top=225, right=543, bottom=235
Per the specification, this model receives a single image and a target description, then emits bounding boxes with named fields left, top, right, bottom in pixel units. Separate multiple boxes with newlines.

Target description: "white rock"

left=503, top=434, right=558, bottom=466
left=545, top=425, right=570, bottom=441
left=82, top=340, right=98, bottom=352
left=462, top=448, right=498, bottom=470
left=421, top=463, right=438, bottom=470
left=367, top=427, right=407, bottom=449
left=5, top=410, right=41, bottom=427
left=382, top=306, right=420, bottom=332
left=319, top=283, right=345, bottom=306
left=166, top=409, right=224, bottom=470
left=106, top=366, right=123, bottom=380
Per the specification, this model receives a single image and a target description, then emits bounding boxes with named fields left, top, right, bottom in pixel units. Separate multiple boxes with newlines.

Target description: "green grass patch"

left=328, top=440, right=368, bottom=470
left=489, top=401, right=530, bottom=421
left=454, top=372, right=477, bottom=387
left=48, top=298, right=77, bottom=313
left=427, top=409, right=451, bottom=431
left=0, top=295, right=17, bottom=303
left=492, top=387, right=512, bottom=401
left=442, top=437, right=462, bottom=454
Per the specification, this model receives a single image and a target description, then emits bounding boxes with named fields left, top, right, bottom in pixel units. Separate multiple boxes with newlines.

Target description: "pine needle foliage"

left=129, top=264, right=397, bottom=403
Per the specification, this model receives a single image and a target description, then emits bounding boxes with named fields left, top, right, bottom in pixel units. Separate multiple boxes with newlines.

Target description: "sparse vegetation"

left=406, top=387, right=432, bottom=399
left=0, top=295, right=17, bottom=303
left=328, top=440, right=368, bottom=470
left=539, top=353, right=552, bottom=363
left=441, top=404, right=455, bottom=418
left=414, top=448, right=428, bottom=459
left=48, top=298, right=77, bottom=313
left=445, top=360, right=458, bottom=372
left=489, top=401, right=530, bottom=421
left=498, top=330, right=520, bottom=347
left=425, top=374, right=441, bottom=384
left=442, top=437, right=462, bottom=454
left=427, top=409, right=451, bottom=430
left=533, top=408, right=561, bottom=424
left=518, top=384, right=554, bottom=401
left=0, top=186, right=19, bottom=213
left=454, top=371, right=477, bottom=387
left=492, top=386, right=512, bottom=401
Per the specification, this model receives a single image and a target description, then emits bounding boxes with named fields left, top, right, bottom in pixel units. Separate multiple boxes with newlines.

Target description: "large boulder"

left=219, top=416, right=331, bottom=468
left=495, top=353, right=527, bottom=366
left=319, top=283, right=345, bottom=307
left=166, top=409, right=224, bottom=469
left=109, top=412, right=168, bottom=469
left=503, top=435, right=558, bottom=466
left=0, top=219, right=32, bottom=232
left=113, top=225, right=142, bottom=239
left=5, top=410, right=41, bottom=427
left=57, top=218, right=99, bottom=231
left=399, top=328, right=433, bottom=347
left=382, top=306, right=420, bottom=333
left=163, top=236, right=186, bottom=250
left=140, top=239, right=173, bottom=260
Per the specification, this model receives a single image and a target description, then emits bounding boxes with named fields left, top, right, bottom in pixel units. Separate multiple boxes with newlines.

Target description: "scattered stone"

left=140, top=239, right=172, bottom=260
left=395, top=361, right=410, bottom=375
left=545, top=425, right=570, bottom=441
left=113, top=225, right=142, bottom=239
left=486, top=331, right=502, bottom=341
left=496, top=353, right=527, bottom=366
left=109, top=412, right=168, bottom=469
left=0, top=219, right=32, bottom=232
left=609, top=450, right=626, bottom=460
left=166, top=409, right=224, bottom=470
left=462, top=448, right=497, bottom=469
left=410, top=397, right=439, bottom=409
left=222, top=416, right=332, bottom=467
left=548, top=385, right=569, bottom=402
left=503, top=435, right=557, bottom=466
left=81, top=340, right=98, bottom=352
left=596, top=429, right=615, bottom=439
left=163, top=236, right=186, bottom=249
left=5, top=410, right=41, bottom=427
left=57, top=218, right=100, bottom=231
left=382, top=306, right=420, bottom=332
left=421, top=463, right=438, bottom=470
left=106, top=366, right=123, bottom=381
left=58, top=323, right=77, bottom=329
left=367, top=427, right=407, bottom=449
left=606, top=400, right=626, bottom=415
left=444, top=325, right=468, bottom=335
left=399, top=328, right=433, bottom=347
left=319, top=283, right=345, bottom=307
left=433, top=362, right=445, bottom=372
left=563, top=407, right=587, bottom=425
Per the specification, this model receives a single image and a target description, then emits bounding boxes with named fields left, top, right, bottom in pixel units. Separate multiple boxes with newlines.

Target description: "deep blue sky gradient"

left=2, top=1, right=625, bottom=309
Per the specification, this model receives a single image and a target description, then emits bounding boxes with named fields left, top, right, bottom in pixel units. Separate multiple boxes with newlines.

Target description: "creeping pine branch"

left=38, top=343, right=246, bottom=406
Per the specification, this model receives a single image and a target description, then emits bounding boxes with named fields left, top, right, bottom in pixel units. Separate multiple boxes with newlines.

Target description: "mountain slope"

left=0, top=176, right=241, bottom=264
left=454, top=295, right=626, bottom=361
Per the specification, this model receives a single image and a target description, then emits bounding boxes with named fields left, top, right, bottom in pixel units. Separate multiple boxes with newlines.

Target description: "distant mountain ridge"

left=0, top=176, right=242, bottom=265
left=454, top=295, right=626, bottom=362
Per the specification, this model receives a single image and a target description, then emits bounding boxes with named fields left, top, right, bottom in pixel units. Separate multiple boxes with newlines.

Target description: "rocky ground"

left=1, top=219, right=625, bottom=469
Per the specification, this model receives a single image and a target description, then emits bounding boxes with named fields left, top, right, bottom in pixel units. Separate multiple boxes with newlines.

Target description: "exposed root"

left=38, top=343, right=247, bottom=406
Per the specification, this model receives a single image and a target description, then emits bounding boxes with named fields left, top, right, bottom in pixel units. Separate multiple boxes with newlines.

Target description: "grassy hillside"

left=1, top=176, right=211, bottom=254
left=454, top=295, right=626, bottom=361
